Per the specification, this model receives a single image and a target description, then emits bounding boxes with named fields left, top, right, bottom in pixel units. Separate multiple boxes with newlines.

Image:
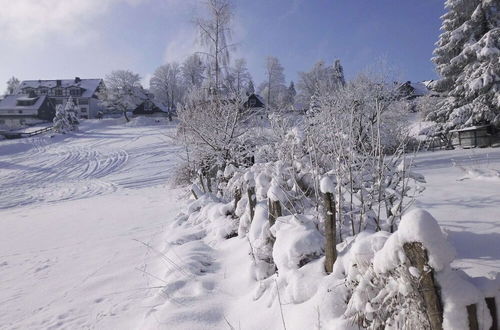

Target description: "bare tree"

left=263, top=56, right=285, bottom=108
left=195, top=0, right=234, bottom=93
left=228, top=58, right=251, bottom=95
left=98, top=70, right=143, bottom=122
left=5, top=76, right=20, bottom=95
left=150, top=62, right=184, bottom=111
left=182, top=54, right=205, bottom=89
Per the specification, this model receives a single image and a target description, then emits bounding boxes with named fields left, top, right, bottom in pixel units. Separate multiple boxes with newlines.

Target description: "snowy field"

left=0, top=119, right=499, bottom=329
left=0, top=119, right=187, bottom=329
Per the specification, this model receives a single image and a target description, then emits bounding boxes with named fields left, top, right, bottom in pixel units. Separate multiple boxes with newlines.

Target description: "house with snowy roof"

left=243, top=93, right=265, bottom=109
left=16, top=77, right=105, bottom=119
left=132, top=92, right=170, bottom=117
left=0, top=94, right=54, bottom=129
left=396, top=81, right=431, bottom=100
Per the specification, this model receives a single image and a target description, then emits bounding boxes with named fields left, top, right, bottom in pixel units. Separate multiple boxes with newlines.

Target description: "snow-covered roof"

left=449, top=125, right=490, bottom=132
left=18, top=78, right=103, bottom=98
left=254, top=94, right=265, bottom=104
left=0, top=95, right=47, bottom=112
left=151, top=100, right=169, bottom=112
left=410, top=82, right=430, bottom=96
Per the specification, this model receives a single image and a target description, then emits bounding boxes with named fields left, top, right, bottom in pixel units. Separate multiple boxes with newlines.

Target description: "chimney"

left=56, top=80, right=61, bottom=87
left=75, top=77, right=81, bottom=83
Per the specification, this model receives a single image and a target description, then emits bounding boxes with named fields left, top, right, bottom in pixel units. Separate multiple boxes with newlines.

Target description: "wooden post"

left=247, top=186, right=256, bottom=222
left=485, top=297, right=498, bottom=330
left=403, top=242, right=443, bottom=330
left=323, top=192, right=337, bottom=274
left=206, top=176, right=212, bottom=193
left=466, top=304, right=479, bottom=330
left=268, top=198, right=282, bottom=227
left=233, top=187, right=241, bottom=214
left=198, top=173, right=206, bottom=193
left=191, top=189, right=198, bottom=200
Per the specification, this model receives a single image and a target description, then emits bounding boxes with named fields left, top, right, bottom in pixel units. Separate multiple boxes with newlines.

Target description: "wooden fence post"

left=247, top=186, right=256, bottom=222
left=466, top=304, right=479, bottom=330
left=198, top=173, right=206, bottom=193
left=403, top=242, right=443, bottom=330
left=323, top=192, right=337, bottom=274
left=206, top=176, right=212, bottom=193
left=268, top=198, right=282, bottom=227
left=233, top=187, right=241, bottom=215
left=485, top=297, right=498, bottom=330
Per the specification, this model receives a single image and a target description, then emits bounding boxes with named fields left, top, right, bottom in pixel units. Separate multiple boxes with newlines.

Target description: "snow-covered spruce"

left=429, top=0, right=500, bottom=131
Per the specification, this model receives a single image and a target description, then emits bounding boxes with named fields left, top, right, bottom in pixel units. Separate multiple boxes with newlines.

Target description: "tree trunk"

left=323, top=192, right=337, bottom=274
left=403, top=242, right=443, bottom=330
left=123, top=110, right=130, bottom=122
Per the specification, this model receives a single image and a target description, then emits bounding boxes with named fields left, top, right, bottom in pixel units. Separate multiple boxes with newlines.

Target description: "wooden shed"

left=449, top=125, right=497, bottom=148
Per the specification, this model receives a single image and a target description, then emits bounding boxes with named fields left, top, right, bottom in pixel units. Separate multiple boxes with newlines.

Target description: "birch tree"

left=195, top=0, right=234, bottom=93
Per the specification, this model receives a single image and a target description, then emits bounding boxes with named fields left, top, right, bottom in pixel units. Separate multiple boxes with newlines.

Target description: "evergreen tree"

left=429, top=0, right=500, bottom=130
left=247, top=80, right=255, bottom=95
left=287, top=81, right=297, bottom=106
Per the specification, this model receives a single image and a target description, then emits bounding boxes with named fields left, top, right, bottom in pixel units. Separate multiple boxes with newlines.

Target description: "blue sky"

left=0, top=0, right=445, bottom=92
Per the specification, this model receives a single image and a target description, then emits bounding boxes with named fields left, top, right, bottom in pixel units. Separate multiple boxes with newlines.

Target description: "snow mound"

left=374, top=209, right=456, bottom=273
left=271, top=215, right=324, bottom=272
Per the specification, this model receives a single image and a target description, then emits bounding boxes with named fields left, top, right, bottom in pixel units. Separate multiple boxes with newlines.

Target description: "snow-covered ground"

left=0, top=118, right=187, bottom=329
left=0, top=118, right=499, bottom=329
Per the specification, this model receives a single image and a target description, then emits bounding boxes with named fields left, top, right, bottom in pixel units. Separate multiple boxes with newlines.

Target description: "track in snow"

left=0, top=120, right=180, bottom=209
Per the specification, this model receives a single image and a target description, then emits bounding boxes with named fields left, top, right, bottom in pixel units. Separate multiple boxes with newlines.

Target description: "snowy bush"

left=52, top=97, right=80, bottom=134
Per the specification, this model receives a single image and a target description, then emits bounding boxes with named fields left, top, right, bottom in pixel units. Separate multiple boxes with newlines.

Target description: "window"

left=79, top=99, right=89, bottom=105
left=80, top=107, right=87, bottom=113
left=39, top=88, right=48, bottom=95
left=249, top=99, right=256, bottom=107
left=18, top=110, right=23, bottom=114
left=70, top=89, right=81, bottom=97
left=55, top=88, right=63, bottom=96
left=144, top=101, right=152, bottom=111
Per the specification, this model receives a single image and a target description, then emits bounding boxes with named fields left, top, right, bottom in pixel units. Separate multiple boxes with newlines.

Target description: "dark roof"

left=18, top=79, right=103, bottom=98
left=0, top=94, right=48, bottom=112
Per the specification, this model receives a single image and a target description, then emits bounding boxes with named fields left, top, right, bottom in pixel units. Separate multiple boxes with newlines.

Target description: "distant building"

left=0, top=94, right=54, bottom=128
left=132, top=94, right=169, bottom=117
left=396, top=81, right=431, bottom=100
left=243, top=93, right=265, bottom=109
left=16, top=78, right=105, bottom=119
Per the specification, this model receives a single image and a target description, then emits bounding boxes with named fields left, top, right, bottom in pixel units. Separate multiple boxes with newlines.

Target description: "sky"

left=0, top=0, right=446, bottom=92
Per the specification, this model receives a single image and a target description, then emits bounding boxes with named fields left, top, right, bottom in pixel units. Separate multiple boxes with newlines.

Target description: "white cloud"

left=0, top=0, right=149, bottom=46
left=163, top=28, right=199, bottom=64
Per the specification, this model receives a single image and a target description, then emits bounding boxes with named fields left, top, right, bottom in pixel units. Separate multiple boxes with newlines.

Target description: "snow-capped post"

left=466, top=304, right=479, bottom=330
left=320, top=176, right=336, bottom=273
left=485, top=297, right=498, bottom=330
left=267, top=180, right=282, bottom=227
left=244, top=172, right=256, bottom=222
left=402, top=242, right=443, bottom=330
left=198, top=171, right=206, bottom=193
left=233, top=187, right=241, bottom=215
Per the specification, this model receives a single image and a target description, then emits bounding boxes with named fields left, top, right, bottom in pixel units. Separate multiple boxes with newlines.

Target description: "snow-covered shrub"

left=304, top=73, right=425, bottom=235
left=53, top=97, right=79, bottom=134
